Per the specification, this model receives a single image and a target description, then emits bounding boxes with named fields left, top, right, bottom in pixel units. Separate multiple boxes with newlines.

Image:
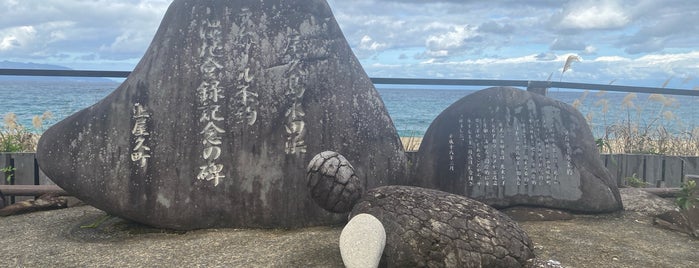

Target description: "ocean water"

left=1, top=80, right=698, bottom=138
left=380, top=86, right=699, bottom=137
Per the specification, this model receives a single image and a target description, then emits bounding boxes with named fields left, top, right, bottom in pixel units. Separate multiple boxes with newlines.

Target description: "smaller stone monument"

left=413, top=86, right=623, bottom=213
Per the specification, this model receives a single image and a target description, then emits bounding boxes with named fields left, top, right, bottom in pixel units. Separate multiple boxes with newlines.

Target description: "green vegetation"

left=624, top=173, right=648, bottom=188
left=1, top=165, right=15, bottom=184
left=0, top=112, right=52, bottom=183
left=675, top=180, right=699, bottom=210
left=595, top=138, right=612, bottom=154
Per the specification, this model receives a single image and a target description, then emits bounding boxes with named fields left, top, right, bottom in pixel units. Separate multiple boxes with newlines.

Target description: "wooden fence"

left=0, top=153, right=54, bottom=203
left=602, top=154, right=699, bottom=188
left=403, top=152, right=695, bottom=188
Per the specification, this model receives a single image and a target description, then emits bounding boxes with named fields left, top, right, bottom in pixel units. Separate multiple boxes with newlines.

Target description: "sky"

left=0, top=0, right=697, bottom=89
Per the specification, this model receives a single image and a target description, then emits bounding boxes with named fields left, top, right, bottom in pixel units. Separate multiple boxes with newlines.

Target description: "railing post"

left=526, top=80, right=549, bottom=96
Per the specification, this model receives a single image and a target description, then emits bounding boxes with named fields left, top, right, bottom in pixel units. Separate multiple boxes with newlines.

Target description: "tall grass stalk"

left=0, top=112, right=51, bottom=152
left=578, top=88, right=699, bottom=156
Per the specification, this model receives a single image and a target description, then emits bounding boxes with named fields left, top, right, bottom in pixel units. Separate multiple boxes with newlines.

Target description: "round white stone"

left=339, top=213, right=386, bottom=268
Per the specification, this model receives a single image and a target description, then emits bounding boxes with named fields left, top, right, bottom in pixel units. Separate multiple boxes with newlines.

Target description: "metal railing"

left=2, top=68, right=699, bottom=96
left=1, top=68, right=698, bottom=201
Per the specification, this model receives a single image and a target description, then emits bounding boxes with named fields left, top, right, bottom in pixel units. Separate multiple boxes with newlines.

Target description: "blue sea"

left=2, top=80, right=698, bottom=138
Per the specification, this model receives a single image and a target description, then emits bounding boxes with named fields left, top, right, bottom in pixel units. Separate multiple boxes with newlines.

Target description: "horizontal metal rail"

left=0, top=185, right=69, bottom=196
left=370, top=78, right=699, bottom=97
left=0, top=68, right=130, bottom=78
left=2, top=68, right=698, bottom=97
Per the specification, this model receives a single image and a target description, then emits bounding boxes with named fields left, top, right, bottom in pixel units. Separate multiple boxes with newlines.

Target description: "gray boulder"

left=36, top=0, right=407, bottom=230
left=413, top=87, right=623, bottom=213
left=619, top=188, right=677, bottom=217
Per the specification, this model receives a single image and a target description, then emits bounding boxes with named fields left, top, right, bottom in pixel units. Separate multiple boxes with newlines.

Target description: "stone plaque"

left=413, top=87, right=622, bottom=212
left=36, top=0, right=407, bottom=230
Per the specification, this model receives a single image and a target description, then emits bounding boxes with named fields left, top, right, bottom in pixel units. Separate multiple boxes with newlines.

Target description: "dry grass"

left=401, top=136, right=422, bottom=152
left=583, top=90, right=699, bottom=156
left=598, top=126, right=699, bottom=156
left=0, top=112, right=51, bottom=152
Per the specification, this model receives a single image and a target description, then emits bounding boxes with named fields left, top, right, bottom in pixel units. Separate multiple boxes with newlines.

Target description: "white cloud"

left=557, top=1, right=630, bottom=30
left=0, top=26, right=37, bottom=51
left=593, top=56, right=629, bottom=62
left=583, top=46, right=597, bottom=54
left=636, top=51, right=699, bottom=65
left=0, top=0, right=696, bottom=89
left=0, top=0, right=170, bottom=62
left=425, top=25, right=479, bottom=57
left=359, top=35, right=388, bottom=51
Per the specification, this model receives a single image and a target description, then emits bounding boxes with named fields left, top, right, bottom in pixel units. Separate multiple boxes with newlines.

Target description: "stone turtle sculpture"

left=352, top=186, right=535, bottom=267
left=306, top=151, right=535, bottom=267
left=307, top=151, right=363, bottom=213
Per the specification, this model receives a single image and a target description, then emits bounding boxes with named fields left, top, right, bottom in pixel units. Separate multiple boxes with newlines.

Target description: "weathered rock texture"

left=351, top=185, right=535, bottom=267
left=307, top=151, right=363, bottom=213
left=36, top=0, right=407, bottom=230
left=619, top=188, right=677, bottom=217
left=413, top=87, right=622, bottom=213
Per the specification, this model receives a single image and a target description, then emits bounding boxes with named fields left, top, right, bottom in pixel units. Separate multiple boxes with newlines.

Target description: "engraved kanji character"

left=200, top=58, right=222, bottom=75
left=199, top=105, right=224, bottom=122
left=132, top=118, right=149, bottom=136
left=133, top=136, right=151, bottom=152
left=198, top=162, right=225, bottom=186
left=285, top=102, right=305, bottom=121
left=201, top=121, right=225, bottom=146
left=133, top=103, right=149, bottom=119
left=238, top=68, right=254, bottom=83
left=203, top=145, right=222, bottom=160
left=197, top=80, right=223, bottom=103
left=131, top=151, right=151, bottom=167
left=288, top=73, right=307, bottom=97
left=236, top=85, right=259, bottom=105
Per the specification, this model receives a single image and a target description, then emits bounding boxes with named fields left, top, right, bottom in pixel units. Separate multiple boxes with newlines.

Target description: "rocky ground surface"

left=520, top=211, right=698, bottom=268
left=1, top=204, right=697, bottom=267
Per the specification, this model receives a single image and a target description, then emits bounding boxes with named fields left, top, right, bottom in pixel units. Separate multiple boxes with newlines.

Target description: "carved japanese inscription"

left=283, top=33, right=308, bottom=154
left=456, top=109, right=576, bottom=193
left=413, top=87, right=622, bottom=213
left=131, top=103, right=151, bottom=168
left=195, top=15, right=226, bottom=186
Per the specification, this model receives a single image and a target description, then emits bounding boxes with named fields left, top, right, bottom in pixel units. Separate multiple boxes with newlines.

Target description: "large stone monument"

left=36, top=0, right=407, bottom=229
left=413, top=87, right=622, bottom=213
